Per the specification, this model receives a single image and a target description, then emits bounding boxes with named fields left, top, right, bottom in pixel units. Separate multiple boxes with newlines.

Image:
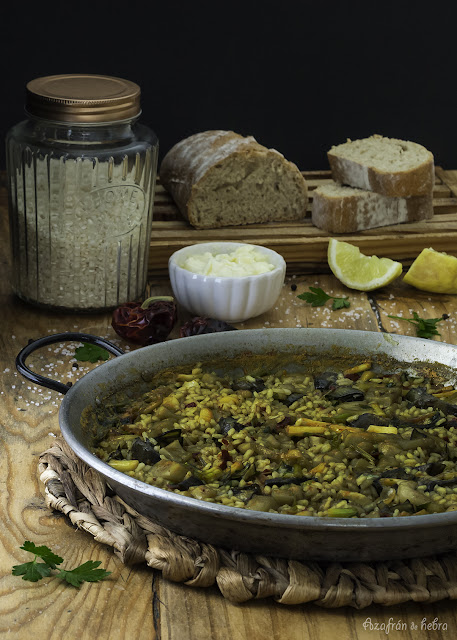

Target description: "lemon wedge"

left=403, top=248, right=457, bottom=294
left=327, top=238, right=403, bottom=291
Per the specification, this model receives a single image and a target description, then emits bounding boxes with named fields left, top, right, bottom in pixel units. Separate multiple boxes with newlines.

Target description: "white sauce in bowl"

left=181, top=245, right=275, bottom=277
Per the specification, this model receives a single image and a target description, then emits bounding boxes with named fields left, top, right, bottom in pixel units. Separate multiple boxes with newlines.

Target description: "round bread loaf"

left=159, top=130, right=308, bottom=229
left=327, top=135, right=434, bottom=197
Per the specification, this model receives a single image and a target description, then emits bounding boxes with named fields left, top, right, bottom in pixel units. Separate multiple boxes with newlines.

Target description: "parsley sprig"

left=74, top=343, right=110, bottom=363
left=298, top=286, right=350, bottom=310
left=388, top=312, right=449, bottom=340
left=12, top=541, right=111, bottom=587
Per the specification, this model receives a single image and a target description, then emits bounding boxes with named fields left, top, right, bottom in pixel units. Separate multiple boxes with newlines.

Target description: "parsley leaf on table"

left=12, top=558, right=53, bottom=582
left=331, top=297, right=351, bottom=310
left=388, top=312, right=449, bottom=339
left=12, top=541, right=63, bottom=582
left=74, top=343, right=110, bottom=363
left=12, top=541, right=111, bottom=587
left=20, top=540, right=64, bottom=566
left=298, top=286, right=350, bottom=310
left=57, top=561, right=112, bottom=588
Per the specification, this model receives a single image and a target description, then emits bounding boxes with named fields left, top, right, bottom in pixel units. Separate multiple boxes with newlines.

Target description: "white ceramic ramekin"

left=168, top=242, right=286, bottom=323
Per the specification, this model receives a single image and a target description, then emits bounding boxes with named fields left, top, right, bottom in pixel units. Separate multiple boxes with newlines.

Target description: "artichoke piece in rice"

left=86, top=355, right=457, bottom=518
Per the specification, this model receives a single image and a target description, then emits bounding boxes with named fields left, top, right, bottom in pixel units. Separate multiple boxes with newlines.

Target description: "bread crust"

left=312, top=184, right=433, bottom=234
left=159, top=130, right=308, bottom=229
left=328, top=136, right=435, bottom=197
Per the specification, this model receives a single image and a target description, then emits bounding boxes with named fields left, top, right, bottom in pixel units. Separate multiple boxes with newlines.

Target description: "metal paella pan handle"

left=15, top=332, right=125, bottom=395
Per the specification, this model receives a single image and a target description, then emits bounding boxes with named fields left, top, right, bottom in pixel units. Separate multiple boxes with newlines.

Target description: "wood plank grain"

left=436, top=168, right=457, bottom=197
left=148, top=225, right=457, bottom=279
left=157, top=580, right=456, bottom=640
left=149, top=212, right=457, bottom=237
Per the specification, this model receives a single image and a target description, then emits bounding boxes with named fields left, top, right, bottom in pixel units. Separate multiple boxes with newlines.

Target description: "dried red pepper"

left=112, top=296, right=177, bottom=345
left=179, top=317, right=237, bottom=338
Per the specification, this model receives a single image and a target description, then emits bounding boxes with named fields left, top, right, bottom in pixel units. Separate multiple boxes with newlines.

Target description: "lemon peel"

left=403, top=248, right=457, bottom=294
left=327, top=238, right=403, bottom=291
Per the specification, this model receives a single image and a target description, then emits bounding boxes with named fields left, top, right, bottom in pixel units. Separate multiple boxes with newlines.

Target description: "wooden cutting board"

left=150, top=167, right=457, bottom=277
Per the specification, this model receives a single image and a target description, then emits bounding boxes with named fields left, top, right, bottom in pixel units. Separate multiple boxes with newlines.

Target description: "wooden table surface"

left=1, top=181, right=457, bottom=639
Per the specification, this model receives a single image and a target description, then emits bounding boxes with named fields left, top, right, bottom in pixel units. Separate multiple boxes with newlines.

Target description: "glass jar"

left=6, top=74, right=158, bottom=312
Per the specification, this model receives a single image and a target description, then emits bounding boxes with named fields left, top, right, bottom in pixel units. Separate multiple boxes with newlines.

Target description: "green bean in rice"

left=86, top=355, right=457, bottom=518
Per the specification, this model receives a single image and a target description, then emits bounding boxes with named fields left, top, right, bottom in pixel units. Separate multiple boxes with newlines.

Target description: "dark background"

left=1, top=3, right=456, bottom=171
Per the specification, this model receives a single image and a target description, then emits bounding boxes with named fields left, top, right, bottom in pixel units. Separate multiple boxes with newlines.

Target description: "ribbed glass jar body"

left=6, top=116, right=158, bottom=311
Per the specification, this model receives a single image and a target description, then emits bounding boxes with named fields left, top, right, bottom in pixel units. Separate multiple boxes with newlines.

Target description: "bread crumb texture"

left=330, top=135, right=432, bottom=172
left=159, top=130, right=308, bottom=229
left=327, top=134, right=434, bottom=197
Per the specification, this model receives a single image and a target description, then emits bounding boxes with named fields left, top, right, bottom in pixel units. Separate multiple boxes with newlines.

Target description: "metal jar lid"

left=25, top=74, right=141, bottom=123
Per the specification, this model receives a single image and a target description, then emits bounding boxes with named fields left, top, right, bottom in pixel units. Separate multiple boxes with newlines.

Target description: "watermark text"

left=362, top=617, right=448, bottom=634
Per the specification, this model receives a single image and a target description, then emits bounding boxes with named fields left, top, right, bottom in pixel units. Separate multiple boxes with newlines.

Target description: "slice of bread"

left=159, top=130, right=308, bottom=229
left=312, top=182, right=433, bottom=234
left=328, top=135, right=434, bottom=197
